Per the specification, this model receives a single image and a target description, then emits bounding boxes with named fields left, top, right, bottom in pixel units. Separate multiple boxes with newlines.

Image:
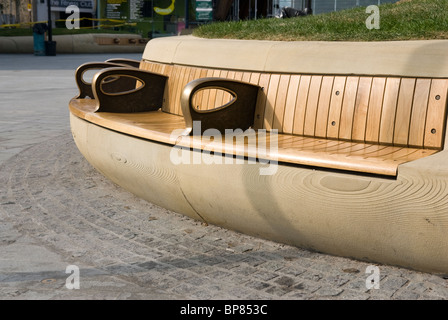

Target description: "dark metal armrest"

left=105, top=58, right=141, bottom=68
left=181, top=78, right=260, bottom=135
left=75, top=62, right=134, bottom=99
left=92, top=67, right=168, bottom=113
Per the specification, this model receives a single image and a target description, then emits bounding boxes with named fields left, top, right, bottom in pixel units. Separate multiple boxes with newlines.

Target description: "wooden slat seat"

left=70, top=59, right=448, bottom=177
left=69, top=98, right=440, bottom=176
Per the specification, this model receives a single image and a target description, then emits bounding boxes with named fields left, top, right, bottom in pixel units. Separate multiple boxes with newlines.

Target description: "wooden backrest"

left=141, top=61, right=448, bottom=150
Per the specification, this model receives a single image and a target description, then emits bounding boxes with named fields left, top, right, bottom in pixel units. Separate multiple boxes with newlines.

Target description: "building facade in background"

left=1, top=0, right=399, bottom=37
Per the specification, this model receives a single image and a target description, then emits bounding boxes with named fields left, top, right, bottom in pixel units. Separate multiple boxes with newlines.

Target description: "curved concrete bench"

left=69, top=36, right=448, bottom=274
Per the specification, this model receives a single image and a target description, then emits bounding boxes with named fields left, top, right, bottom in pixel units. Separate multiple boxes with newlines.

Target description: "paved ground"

left=1, top=53, right=448, bottom=303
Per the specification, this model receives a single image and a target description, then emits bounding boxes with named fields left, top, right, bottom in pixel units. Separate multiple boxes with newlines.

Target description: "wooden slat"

left=292, top=75, right=311, bottom=136
left=282, top=75, right=301, bottom=134
left=199, top=69, right=215, bottom=111
left=192, top=66, right=201, bottom=81
left=424, top=79, right=448, bottom=149
left=175, top=66, right=191, bottom=115
left=314, top=76, right=334, bottom=138
left=379, top=77, right=401, bottom=145
left=161, top=64, right=173, bottom=112
left=279, top=136, right=307, bottom=149
left=180, top=67, right=197, bottom=116
left=339, top=77, right=359, bottom=140
left=392, top=148, right=437, bottom=161
left=249, top=72, right=261, bottom=86
left=194, top=68, right=209, bottom=109
left=326, top=141, right=367, bottom=154
left=234, top=71, right=244, bottom=81
left=352, top=77, right=373, bottom=142
left=408, top=78, right=431, bottom=148
left=158, top=63, right=167, bottom=75
left=190, top=67, right=202, bottom=109
left=361, top=145, right=399, bottom=158
left=308, top=139, right=342, bottom=152
left=174, top=65, right=187, bottom=115
left=272, top=75, right=291, bottom=132
left=167, top=65, right=181, bottom=114
left=154, top=62, right=162, bottom=73
left=365, top=77, right=386, bottom=144
left=145, top=62, right=155, bottom=72
left=303, top=76, right=323, bottom=136
left=346, top=144, right=385, bottom=157
left=241, top=72, right=252, bottom=83
left=394, top=78, right=416, bottom=146
left=214, top=70, right=228, bottom=107
left=263, top=74, right=281, bottom=130
left=253, top=73, right=271, bottom=130
left=326, top=76, right=346, bottom=139
left=206, top=69, right=221, bottom=110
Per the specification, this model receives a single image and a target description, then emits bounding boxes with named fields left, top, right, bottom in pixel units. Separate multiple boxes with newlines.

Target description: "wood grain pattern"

left=171, top=65, right=182, bottom=111
left=194, top=68, right=209, bottom=109
left=206, top=69, right=222, bottom=110
left=326, top=76, right=347, bottom=139
left=253, top=73, right=271, bottom=130
left=303, top=76, right=323, bottom=136
left=379, top=78, right=401, bottom=145
left=263, top=74, right=281, bottom=130
left=215, top=70, right=228, bottom=107
left=161, top=64, right=173, bottom=111
left=408, top=79, right=431, bottom=148
left=339, top=77, right=359, bottom=140
left=314, top=76, right=334, bottom=138
left=394, top=78, right=416, bottom=146
left=292, top=75, right=311, bottom=136
left=272, top=75, right=291, bottom=132
left=242, top=72, right=252, bottom=83
left=424, top=79, right=448, bottom=149
left=282, top=75, right=301, bottom=134
left=365, top=77, right=386, bottom=144
left=352, top=77, right=373, bottom=142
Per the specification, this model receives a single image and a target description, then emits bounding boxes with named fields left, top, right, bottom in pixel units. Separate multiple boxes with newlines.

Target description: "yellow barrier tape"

left=0, top=17, right=129, bottom=28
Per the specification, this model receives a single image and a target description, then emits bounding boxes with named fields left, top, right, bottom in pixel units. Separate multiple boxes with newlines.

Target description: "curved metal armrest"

left=181, top=77, right=260, bottom=135
left=92, top=67, right=168, bottom=113
left=105, top=58, right=141, bottom=68
left=75, top=61, right=133, bottom=99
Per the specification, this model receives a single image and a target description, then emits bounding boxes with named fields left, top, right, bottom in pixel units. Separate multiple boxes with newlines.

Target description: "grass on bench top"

left=193, top=0, right=448, bottom=41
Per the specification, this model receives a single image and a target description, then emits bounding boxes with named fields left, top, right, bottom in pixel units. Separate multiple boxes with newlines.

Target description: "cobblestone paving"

left=1, top=133, right=447, bottom=300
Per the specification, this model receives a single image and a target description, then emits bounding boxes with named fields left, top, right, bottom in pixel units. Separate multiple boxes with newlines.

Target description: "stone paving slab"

left=0, top=53, right=141, bottom=164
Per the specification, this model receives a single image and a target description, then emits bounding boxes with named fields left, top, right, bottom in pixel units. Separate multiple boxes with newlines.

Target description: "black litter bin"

left=32, top=23, right=47, bottom=56
left=45, top=40, right=57, bottom=56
